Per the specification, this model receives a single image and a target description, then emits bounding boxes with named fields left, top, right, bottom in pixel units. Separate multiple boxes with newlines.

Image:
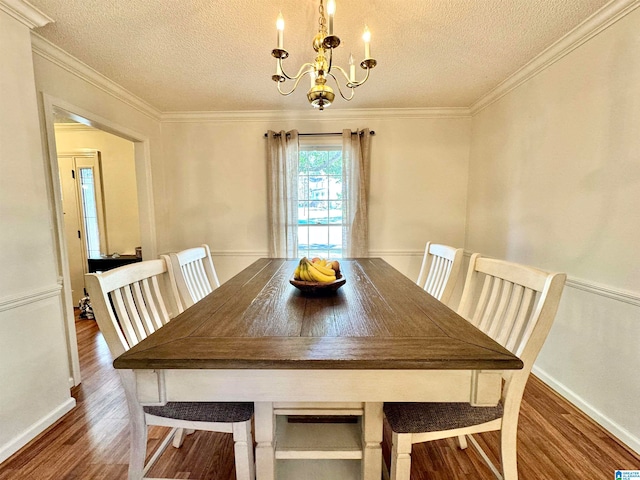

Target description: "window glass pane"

left=308, top=201, right=328, bottom=224
left=328, top=176, right=342, bottom=200
left=297, top=225, right=309, bottom=251
left=307, top=151, right=328, bottom=175
left=298, top=201, right=310, bottom=224
left=327, top=150, right=342, bottom=175
left=308, top=225, right=329, bottom=256
left=329, top=226, right=343, bottom=259
left=309, top=176, right=328, bottom=200
left=298, top=176, right=309, bottom=200
left=78, top=167, right=101, bottom=258
left=329, top=202, right=343, bottom=224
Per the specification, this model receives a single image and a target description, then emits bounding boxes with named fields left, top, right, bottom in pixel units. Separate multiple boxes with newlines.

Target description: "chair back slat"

left=493, top=283, right=524, bottom=346
left=149, top=276, right=171, bottom=325
left=131, top=281, right=155, bottom=336
left=85, top=259, right=172, bottom=358
left=123, top=285, right=149, bottom=341
left=416, top=242, right=464, bottom=307
left=485, top=280, right=513, bottom=339
left=457, top=254, right=566, bottom=399
left=165, top=244, right=221, bottom=313
left=111, top=287, right=143, bottom=348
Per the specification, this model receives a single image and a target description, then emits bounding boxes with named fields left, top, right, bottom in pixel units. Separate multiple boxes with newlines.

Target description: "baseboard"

left=532, top=366, right=640, bottom=455
left=0, top=397, right=76, bottom=464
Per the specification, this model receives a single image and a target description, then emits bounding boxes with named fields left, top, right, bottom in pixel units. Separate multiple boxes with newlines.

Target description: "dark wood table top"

left=114, top=258, right=523, bottom=371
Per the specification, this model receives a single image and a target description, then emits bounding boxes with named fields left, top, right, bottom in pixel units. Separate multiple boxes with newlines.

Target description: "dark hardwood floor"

left=0, top=314, right=638, bottom=479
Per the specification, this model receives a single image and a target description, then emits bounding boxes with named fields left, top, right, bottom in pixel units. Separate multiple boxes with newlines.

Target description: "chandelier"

left=271, top=0, right=377, bottom=110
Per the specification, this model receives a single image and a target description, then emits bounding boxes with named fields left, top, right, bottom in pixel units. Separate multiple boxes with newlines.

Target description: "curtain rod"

left=264, top=131, right=375, bottom=138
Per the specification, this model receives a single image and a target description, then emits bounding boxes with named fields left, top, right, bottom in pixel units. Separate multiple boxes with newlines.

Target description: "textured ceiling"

left=30, top=0, right=611, bottom=112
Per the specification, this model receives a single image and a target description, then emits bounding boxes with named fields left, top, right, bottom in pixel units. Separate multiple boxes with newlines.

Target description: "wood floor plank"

left=0, top=313, right=638, bottom=479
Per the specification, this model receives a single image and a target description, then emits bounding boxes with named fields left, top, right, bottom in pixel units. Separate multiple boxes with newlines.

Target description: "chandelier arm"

left=330, top=65, right=351, bottom=83
left=347, top=65, right=371, bottom=88
left=327, top=72, right=355, bottom=101
left=277, top=69, right=315, bottom=96
left=280, top=60, right=316, bottom=81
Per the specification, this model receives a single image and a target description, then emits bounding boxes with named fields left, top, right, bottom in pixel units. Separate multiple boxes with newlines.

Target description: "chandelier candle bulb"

left=276, top=13, right=284, bottom=49
left=349, top=54, right=355, bottom=82
left=363, top=25, right=371, bottom=59
left=327, top=0, right=336, bottom=35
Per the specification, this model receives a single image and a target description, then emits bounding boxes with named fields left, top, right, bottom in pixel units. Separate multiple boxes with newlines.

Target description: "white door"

left=58, top=152, right=107, bottom=305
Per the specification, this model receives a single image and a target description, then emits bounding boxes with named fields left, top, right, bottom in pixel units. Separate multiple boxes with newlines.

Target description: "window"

left=78, top=167, right=102, bottom=259
left=297, top=144, right=344, bottom=259
left=266, top=129, right=371, bottom=259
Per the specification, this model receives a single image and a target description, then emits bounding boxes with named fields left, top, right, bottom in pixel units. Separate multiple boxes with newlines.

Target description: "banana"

left=311, top=260, right=336, bottom=277
left=294, top=265, right=301, bottom=280
left=305, top=259, right=336, bottom=283
left=300, top=261, right=311, bottom=281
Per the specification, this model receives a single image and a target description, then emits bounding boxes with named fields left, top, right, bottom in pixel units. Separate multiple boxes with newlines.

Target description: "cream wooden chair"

left=385, top=254, right=566, bottom=480
left=163, top=244, right=220, bottom=313
left=85, top=259, right=255, bottom=480
left=415, top=241, right=464, bottom=307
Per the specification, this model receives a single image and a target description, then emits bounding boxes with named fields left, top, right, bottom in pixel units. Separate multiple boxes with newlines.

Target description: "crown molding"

left=0, top=0, right=52, bottom=29
left=54, top=123, right=99, bottom=132
left=470, top=0, right=640, bottom=115
left=161, top=107, right=471, bottom=123
left=31, top=33, right=162, bottom=122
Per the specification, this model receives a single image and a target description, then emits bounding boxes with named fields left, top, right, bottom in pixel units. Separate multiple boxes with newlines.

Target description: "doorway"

left=58, top=150, right=109, bottom=305
left=42, top=94, right=157, bottom=385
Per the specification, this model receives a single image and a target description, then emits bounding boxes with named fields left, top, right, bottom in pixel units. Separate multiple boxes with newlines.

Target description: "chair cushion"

left=384, top=402, right=503, bottom=434
left=144, top=402, right=254, bottom=423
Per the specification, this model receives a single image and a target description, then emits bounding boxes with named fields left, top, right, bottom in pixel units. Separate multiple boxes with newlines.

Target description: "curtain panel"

left=266, top=130, right=299, bottom=258
left=342, top=128, right=372, bottom=257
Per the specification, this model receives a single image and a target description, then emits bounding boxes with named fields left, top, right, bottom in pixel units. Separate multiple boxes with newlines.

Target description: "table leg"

left=255, top=402, right=275, bottom=480
left=362, top=402, right=383, bottom=480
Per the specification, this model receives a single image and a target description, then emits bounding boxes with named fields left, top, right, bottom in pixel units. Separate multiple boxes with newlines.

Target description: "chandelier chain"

left=318, top=0, right=326, bottom=35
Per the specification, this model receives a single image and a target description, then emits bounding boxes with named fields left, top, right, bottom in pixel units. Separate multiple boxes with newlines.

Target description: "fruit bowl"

left=290, top=273, right=346, bottom=293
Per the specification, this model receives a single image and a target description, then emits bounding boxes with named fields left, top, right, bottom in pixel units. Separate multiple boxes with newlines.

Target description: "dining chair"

left=85, top=259, right=255, bottom=480
left=415, top=241, right=464, bottom=307
left=385, top=254, right=566, bottom=480
left=163, top=243, right=220, bottom=313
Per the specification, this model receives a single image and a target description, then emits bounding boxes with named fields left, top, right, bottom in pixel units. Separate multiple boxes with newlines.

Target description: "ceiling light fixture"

left=271, top=0, right=377, bottom=111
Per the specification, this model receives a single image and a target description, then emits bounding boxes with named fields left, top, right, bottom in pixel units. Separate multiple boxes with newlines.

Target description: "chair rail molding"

left=565, top=277, right=640, bottom=308
left=0, top=283, right=62, bottom=312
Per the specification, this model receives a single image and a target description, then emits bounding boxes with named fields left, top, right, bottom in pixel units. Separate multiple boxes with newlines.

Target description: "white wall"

left=0, top=7, right=75, bottom=462
left=54, top=126, right=141, bottom=255
left=466, top=6, right=640, bottom=452
left=159, top=113, right=471, bottom=282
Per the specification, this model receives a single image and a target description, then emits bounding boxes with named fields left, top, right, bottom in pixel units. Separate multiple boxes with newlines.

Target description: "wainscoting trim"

left=470, top=0, right=640, bottom=115
left=0, top=283, right=62, bottom=313
left=566, top=277, right=640, bottom=308
left=0, top=397, right=76, bottom=464
left=532, top=366, right=640, bottom=455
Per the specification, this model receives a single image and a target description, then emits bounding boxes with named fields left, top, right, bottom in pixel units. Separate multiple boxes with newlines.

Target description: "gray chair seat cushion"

left=384, top=402, right=503, bottom=434
left=144, top=402, right=254, bottom=423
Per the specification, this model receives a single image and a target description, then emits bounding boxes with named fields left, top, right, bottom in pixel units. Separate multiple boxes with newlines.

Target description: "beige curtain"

left=266, top=130, right=299, bottom=258
left=342, top=128, right=371, bottom=257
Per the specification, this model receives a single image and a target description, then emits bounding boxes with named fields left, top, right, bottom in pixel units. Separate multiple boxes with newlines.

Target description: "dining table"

left=113, top=257, right=523, bottom=480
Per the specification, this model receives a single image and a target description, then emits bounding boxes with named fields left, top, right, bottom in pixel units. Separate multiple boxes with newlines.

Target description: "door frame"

left=41, top=93, right=157, bottom=386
